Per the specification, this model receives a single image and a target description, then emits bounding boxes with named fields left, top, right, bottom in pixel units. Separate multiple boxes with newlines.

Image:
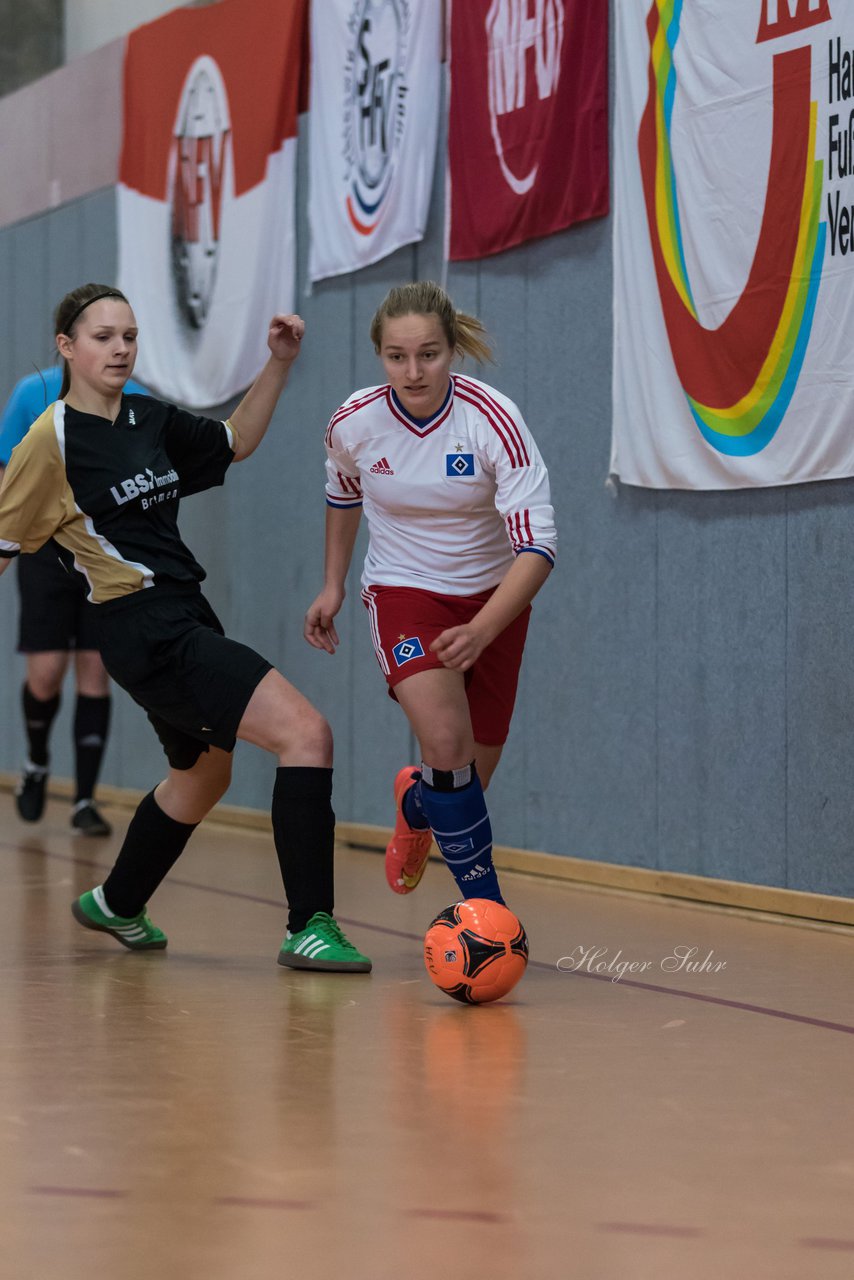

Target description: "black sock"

left=73, top=694, right=111, bottom=803
left=22, top=684, right=61, bottom=768
left=272, top=767, right=335, bottom=934
left=102, top=790, right=198, bottom=917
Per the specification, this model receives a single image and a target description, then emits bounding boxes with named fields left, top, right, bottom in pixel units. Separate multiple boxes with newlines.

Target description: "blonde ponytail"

left=370, top=281, right=494, bottom=364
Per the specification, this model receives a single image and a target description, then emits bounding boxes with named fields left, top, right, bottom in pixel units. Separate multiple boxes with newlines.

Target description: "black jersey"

left=0, top=394, right=238, bottom=604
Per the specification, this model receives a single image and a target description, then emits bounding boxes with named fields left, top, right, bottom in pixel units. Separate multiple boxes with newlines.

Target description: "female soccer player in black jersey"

left=0, top=282, right=370, bottom=971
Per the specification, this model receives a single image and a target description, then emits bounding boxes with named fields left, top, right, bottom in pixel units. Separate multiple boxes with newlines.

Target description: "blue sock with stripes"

left=417, top=762, right=504, bottom=904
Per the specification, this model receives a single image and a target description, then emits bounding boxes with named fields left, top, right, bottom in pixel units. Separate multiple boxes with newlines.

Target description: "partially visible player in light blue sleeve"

left=0, top=366, right=150, bottom=464
left=0, top=365, right=150, bottom=836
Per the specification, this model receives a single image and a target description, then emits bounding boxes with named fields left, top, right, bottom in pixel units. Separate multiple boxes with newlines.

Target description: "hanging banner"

left=117, top=0, right=307, bottom=408
left=446, top=0, right=609, bottom=261
left=611, top=0, right=854, bottom=490
left=307, top=0, right=441, bottom=283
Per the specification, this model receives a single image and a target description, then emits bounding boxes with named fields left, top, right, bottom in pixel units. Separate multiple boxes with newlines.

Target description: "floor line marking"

left=10, top=840, right=854, bottom=1037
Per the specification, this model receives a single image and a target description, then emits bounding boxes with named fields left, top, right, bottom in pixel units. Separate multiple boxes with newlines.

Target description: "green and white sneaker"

left=71, top=886, right=167, bottom=951
left=277, top=912, right=372, bottom=972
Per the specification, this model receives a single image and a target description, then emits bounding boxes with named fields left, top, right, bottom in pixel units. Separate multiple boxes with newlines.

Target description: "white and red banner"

left=612, top=0, right=854, bottom=489
left=307, top=0, right=442, bottom=283
left=446, top=0, right=609, bottom=261
left=117, top=0, right=307, bottom=408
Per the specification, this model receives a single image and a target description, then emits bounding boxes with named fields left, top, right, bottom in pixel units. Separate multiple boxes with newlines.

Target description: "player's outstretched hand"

left=268, top=314, right=305, bottom=364
left=304, top=586, right=344, bottom=654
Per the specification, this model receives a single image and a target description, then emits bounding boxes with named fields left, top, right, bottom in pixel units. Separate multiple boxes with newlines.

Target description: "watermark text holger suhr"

left=556, top=945, right=727, bottom=984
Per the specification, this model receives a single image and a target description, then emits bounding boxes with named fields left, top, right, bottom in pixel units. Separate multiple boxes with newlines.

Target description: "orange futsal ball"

left=423, top=899, right=529, bottom=1004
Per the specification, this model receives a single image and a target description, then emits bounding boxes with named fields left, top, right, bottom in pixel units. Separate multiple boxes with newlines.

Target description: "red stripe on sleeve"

left=455, top=386, right=520, bottom=468
left=454, top=377, right=530, bottom=466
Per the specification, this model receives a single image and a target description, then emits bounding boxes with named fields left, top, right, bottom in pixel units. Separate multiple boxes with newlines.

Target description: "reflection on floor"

left=1, top=791, right=853, bottom=1280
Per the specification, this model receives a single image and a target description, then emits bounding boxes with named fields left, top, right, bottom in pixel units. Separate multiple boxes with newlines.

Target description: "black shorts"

left=17, top=542, right=101, bottom=653
left=94, top=584, right=272, bottom=771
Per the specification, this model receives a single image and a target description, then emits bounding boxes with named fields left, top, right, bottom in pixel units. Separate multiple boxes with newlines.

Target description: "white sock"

left=92, top=885, right=116, bottom=918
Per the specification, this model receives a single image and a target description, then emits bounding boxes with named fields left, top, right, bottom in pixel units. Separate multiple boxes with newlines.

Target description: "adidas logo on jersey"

left=370, top=456, right=394, bottom=475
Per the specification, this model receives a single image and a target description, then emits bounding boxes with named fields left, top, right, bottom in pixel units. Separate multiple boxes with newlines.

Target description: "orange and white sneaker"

left=385, top=766, right=433, bottom=894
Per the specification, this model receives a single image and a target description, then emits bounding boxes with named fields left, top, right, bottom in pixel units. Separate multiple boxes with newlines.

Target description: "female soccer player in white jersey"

left=0, top=283, right=371, bottom=971
left=304, top=281, right=556, bottom=906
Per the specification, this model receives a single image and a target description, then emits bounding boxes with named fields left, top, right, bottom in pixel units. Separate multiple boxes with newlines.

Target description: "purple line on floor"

left=597, top=1222, right=703, bottom=1238
left=17, top=841, right=854, bottom=1037
left=566, top=968, right=854, bottom=1035
left=406, top=1208, right=509, bottom=1224
left=29, top=1186, right=127, bottom=1199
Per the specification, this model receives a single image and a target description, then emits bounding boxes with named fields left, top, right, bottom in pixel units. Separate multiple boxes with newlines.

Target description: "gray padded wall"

left=2, top=52, right=854, bottom=899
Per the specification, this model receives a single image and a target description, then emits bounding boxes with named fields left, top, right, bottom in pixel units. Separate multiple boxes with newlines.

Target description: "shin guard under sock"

left=272, top=767, right=335, bottom=933
left=417, top=762, right=504, bottom=904
left=102, top=790, right=198, bottom=917
left=73, top=694, right=111, bottom=803
left=22, top=685, right=60, bottom=768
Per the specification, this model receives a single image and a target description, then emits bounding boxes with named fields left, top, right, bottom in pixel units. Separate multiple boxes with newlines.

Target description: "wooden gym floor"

left=1, top=787, right=853, bottom=1280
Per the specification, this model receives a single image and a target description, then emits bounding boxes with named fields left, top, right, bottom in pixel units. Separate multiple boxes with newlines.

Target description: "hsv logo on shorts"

left=446, top=452, right=475, bottom=476
left=392, top=636, right=425, bottom=666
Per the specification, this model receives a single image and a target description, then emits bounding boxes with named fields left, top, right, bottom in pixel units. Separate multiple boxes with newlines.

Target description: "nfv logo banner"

left=447, top=0, right=609, bottom=261
left=117, top=0, right=307, bottom=408
left=308, top=0, right=442, bottom=283
left=611, top=0, right=854, bottom=490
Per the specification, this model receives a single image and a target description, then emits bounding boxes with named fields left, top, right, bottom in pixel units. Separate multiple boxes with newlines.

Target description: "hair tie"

left=62, top=291, right=125, bottom=334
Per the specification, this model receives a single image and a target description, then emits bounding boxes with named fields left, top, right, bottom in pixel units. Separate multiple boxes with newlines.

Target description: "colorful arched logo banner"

left=612, top=0, right=854, bottom=489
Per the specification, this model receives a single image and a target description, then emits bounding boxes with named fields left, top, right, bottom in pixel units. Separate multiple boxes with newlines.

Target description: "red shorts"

left=361, top=584, right=531, bottom=747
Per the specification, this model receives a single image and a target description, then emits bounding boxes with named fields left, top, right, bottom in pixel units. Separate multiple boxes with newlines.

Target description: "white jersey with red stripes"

left=324, top=373, right=556, bottom=595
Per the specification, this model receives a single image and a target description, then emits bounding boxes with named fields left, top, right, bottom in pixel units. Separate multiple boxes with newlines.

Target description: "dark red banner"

left=447, top=0, right=609, bottom=261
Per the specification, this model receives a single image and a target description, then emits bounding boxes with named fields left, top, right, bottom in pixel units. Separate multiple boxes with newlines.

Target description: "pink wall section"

left=0, top=39, right=124, bottom=231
